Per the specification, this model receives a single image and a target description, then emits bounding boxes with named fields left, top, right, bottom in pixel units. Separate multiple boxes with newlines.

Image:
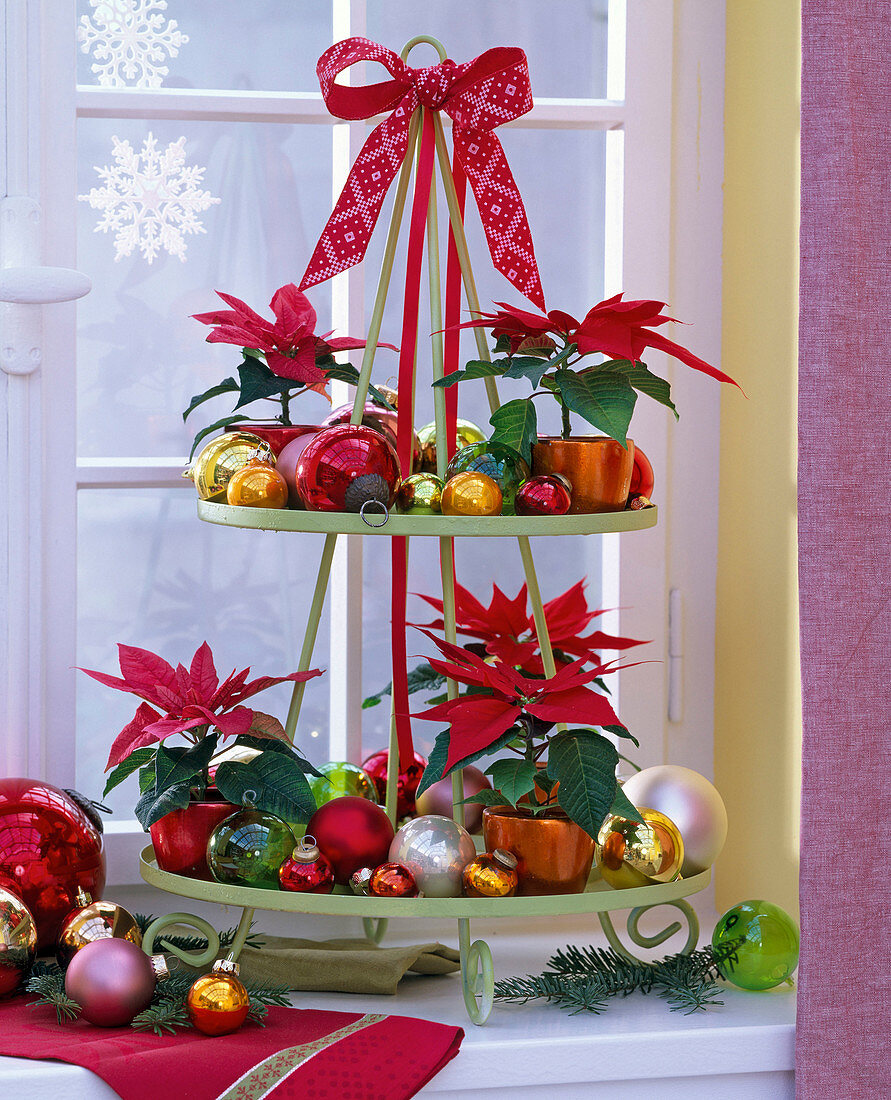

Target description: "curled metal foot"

left=458, top=918, right=494, bottom=1025
left=142, top=911, right=222, bottom=968
left=598, top=899, right=699, bottom=963
left=363, top=916, right=389, bottom=944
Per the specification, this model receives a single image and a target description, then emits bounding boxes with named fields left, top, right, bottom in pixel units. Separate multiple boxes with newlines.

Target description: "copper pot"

left=531, top=436, right=635, bottom=513
left=482, top=807, right=595, bottom=895
left=149, top=799, right=236, bottom=879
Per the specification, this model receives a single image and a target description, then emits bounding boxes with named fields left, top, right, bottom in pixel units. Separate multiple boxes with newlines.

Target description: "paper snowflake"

left=78, top=0, right=189, bottom=89
left=78, top=134, right=221, bottom=264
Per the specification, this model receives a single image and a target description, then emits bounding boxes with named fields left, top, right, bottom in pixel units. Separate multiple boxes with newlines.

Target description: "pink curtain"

left=797, top=3, right=891, bottom=1096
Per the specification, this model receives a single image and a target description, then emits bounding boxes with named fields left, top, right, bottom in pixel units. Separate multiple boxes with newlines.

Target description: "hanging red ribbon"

left=299, top=37, right=545, bottom=310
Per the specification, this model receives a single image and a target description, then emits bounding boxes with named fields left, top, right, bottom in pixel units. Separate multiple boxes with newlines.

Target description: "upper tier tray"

left=196, top=500, right=658, bottom=537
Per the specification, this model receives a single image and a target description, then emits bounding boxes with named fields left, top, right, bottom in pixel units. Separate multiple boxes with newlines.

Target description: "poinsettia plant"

left=184, top=283, right=397, bottom=458
left=80, top=641, right=324, bottom=829
left=434, top=293, right=741, bottom=461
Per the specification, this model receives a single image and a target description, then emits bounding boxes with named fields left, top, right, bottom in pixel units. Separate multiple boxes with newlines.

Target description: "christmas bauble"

left=349, top=867, right=373, bottom=895
left=207, top=809, right=296, bottom=889
left=446, top=441, right=531, bottom=514
left=595, top=808, right=685, bottom=889
left=306, top=797, right=395, bottom=885
left=388, top=815, right=476, bottom=898
left=417, top=419, right=486, bottom=473
left=186, top=433, right=274, bottom=501
left=396, top=473, right=444, bottom=515
left=630, top=445, right=655, bottom=499
left=515, top=475, right=572, bottom=517
left=64, top=938, right=160, bottom=1026
left=0, top=778, right=106, bottom=950
left=309, top=762, right=378, bottom=807
left=295, top=425, right=401, bottom=512
left=225, top=457, right=289, bottom=509
left=321, top=402, right=420, bottom=469
left=462, top=849, right=519, bottom=898
left=712, top=900, right=800, bottom=991
left=361, top=750, right=428, bottom=820
left=279, top=835, right=335, bottom=894
left=441, top=471, right=503, bottom=516
left=274, top=431, right=320, bottom=507
left=187, top=958, right=250, bottom=1036
left=368, top=862, right=419, bottom=898
left=56, top=888, right=142, bottom=968
left=0, top=886, right=37, bottom=997
left=415, top=766, right=491, bottom=833
left=621, top=765, right=727, bottom=876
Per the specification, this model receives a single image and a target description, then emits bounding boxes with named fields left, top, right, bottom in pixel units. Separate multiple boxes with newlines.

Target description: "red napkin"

left=0, top=997, right=463, bottom=1099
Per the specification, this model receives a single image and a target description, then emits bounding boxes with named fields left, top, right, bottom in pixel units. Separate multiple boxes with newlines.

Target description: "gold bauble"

left=185, top=433, right=274, bottom=501
left=226, top=458, right=288, bottom=508
left=396, top=473, right=444, bottom=514
left=416, top=419, right=486, bottom=474
left=595, top=807, right=684, bottom=889
left=187, top=958, right=250, bottom=1036
left=56, top=888, right=142, bottom=968
left=441, top=471, right=502, bottom=516
left=0, top=886, right=38, bottom=997
left=462, top=849, right=519, bottom=898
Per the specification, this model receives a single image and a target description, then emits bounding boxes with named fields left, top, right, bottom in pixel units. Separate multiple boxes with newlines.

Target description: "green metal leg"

left=227, top=906, right=257, bottom=961
left=458, top=918, right=494, bottom=1025
left=142, top=912, right=221, bottom=969
left=598, top=899, right=700, bottom=962
left=362, top=917, right=389, bottom=944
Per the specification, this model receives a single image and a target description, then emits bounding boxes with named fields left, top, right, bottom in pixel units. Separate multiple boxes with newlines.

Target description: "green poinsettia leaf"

left=462, top=789, right=513, bottom=808
left=182, top=377, right=240, bottom=423
left=233, top=357, right=296, bottom=410
left=502, top=356, right=554, bottom=388
left=545, top=728, right=621, bottom=839
left=417, top=725, right=519, bottom=796
left=488, top=399, right=538, bottom=465
left=103, top=747, right=157, bottom=798
left=601, top=723, right=640, bottom=748
left=609, top=782, right=645, bottom=824
left=138, top=763, right=155, bottom=794
left=188, top=414, right=254, bottom=460
left=321, top=363, right=395, bottom=410
left=134, top=780, right=192, bottom=830
left=362, top=662, right=445, bottom=710
left=431, top=359, right=506, bottom=389
left=214, top=753, right=317, bottom=823
left=485, top=758, right=538, bottom=807
left=234, top=735, right=322, bottom=777
left=154, top=737, right=217, bottom=793
left=553, top=370, right=637, bottom=446
left=596, top=359, right=678, bottom=419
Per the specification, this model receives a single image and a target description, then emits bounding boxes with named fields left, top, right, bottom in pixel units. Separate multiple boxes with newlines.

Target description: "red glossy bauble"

left=0, top=779, right=105, bottom=950
left=515, top=475, right=572, bottom=516
left=630, top=445, right=655, bottom=499
left=306, top=797, right=395, bottom=885
left=275, top=430, right=321, bottom=506
left=295, top=425, right=401, bottom=512
left=361, top=750, right=427, bottom=820
left=368, top=862, right=419, bottom=898
left=415, top=766, right=492, bottom=833
left=64, top=938, right=156, bottom=1027
left=278, top=836, right=335, bottom=894
left=321, top=403, right=421, bottom=470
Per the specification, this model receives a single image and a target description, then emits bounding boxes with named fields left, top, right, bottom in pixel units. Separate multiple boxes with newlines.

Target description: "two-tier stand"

left=140, top=36, right=708, bottom=1024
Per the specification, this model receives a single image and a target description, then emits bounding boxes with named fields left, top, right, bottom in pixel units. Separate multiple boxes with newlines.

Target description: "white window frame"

left=1, top=0, right=725, bottom=883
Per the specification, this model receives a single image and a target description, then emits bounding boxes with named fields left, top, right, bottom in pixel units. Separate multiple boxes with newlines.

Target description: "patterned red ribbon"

left=299, top=37, right=545, bottom=310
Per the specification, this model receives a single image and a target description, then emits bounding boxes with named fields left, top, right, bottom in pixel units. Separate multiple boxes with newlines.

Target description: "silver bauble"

left=388, top=815, right=476, bottom=898
left=621, top=765, right=727, bottom=876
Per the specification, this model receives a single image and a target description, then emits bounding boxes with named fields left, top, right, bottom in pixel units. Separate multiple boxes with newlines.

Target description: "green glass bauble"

left=309, top=762, right=378, bottom=808
left=207, top=809, right=296, bottom=890
left=445, top=441, right=530, bottom=515
left=711, top=899, right=800, bottom=990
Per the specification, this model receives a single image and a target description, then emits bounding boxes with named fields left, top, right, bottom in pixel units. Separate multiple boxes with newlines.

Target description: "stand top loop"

left=401, top=35, right=448, bottom=63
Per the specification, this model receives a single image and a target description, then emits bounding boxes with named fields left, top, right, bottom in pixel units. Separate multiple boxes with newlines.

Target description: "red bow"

left=299, top=37, right=545, bottom=310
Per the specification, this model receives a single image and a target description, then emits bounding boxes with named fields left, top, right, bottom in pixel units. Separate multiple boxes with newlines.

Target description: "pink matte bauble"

left=275, top=430, right=321, bottom=506
left=64, top=938, right=156, bottom=1026
left=415, top=766, right=491, bottom=833
left=361, top=750, right=427, bottom=820
left=306, top=797, right=395, bottom=884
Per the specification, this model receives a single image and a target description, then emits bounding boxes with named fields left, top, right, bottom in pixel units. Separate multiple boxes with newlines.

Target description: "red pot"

left=149, top=799, right=236, bottom=879
left=225, top=423, right=319, bottom=457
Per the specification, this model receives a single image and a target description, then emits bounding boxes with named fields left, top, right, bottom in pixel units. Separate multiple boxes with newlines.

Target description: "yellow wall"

left=715, top=0, right=802, bottom=919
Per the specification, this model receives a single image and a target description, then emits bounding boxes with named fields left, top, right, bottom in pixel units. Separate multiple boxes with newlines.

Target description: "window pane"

left=367, top=0, right=610, bottom=99
left=76, top=118, right=334, bottom=458
left=76, top=489, right=330, bottom=815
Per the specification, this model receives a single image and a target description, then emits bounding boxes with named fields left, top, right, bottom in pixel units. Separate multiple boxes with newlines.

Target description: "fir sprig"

left=494, top=940, right=741, bottom=1016
left=25, top=968, right=82, bottom=1023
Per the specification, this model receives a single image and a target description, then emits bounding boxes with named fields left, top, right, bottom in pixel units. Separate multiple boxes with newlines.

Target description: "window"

left=1, top=1, right=724, bottom=879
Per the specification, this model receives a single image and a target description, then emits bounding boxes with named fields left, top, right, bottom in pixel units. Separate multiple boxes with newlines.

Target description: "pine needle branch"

left=26, top=970, right=82, bottom=1023
left=131, top=1001, right=191, bottom=1036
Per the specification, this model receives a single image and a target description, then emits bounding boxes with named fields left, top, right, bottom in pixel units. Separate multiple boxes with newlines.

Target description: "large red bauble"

left=295, top=425, right=401, bottom=512
left=64, top=938, right=156, bottom=1027
left=515, top=475, right=572, bottom=517
left=306, top=797, right=395, bottom=884
left=630, top=445, right=655, bottom=499
left=0, top=779, right=105, bottom=950
left=321, top=403, right=421, bottom=471
left=361, top=750, right=427, bottom=820
left=415, top=765, right=492, bottom=833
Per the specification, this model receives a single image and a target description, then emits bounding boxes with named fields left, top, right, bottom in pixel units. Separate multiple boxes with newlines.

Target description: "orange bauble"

left=226, top=458, right=288, bottom=508
left=187, top=959, right=250, bottom=1036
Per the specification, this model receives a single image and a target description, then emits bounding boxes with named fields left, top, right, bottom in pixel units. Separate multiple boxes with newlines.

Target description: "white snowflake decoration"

left=78, top=0, right=188, bottom=89
left=78, top=134, right=220, bottom=264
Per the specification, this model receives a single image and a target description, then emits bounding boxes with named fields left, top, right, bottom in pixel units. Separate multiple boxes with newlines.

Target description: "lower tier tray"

left=139, top=847, right=710, bottom=1025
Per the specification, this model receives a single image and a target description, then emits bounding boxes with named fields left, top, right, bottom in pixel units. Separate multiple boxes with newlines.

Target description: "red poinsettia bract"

left=455, top=293, right=740, bottom=388
left=411, top=632, right=621, bottom=774
left=193, top=283, right=393, bottom=386
left=412, top=580, right=645, bottom=670
left=79, top=642, right=323, bottom=770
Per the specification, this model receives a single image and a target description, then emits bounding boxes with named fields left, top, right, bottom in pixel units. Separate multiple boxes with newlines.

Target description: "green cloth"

left=234, top=936, right=461, bottom=996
